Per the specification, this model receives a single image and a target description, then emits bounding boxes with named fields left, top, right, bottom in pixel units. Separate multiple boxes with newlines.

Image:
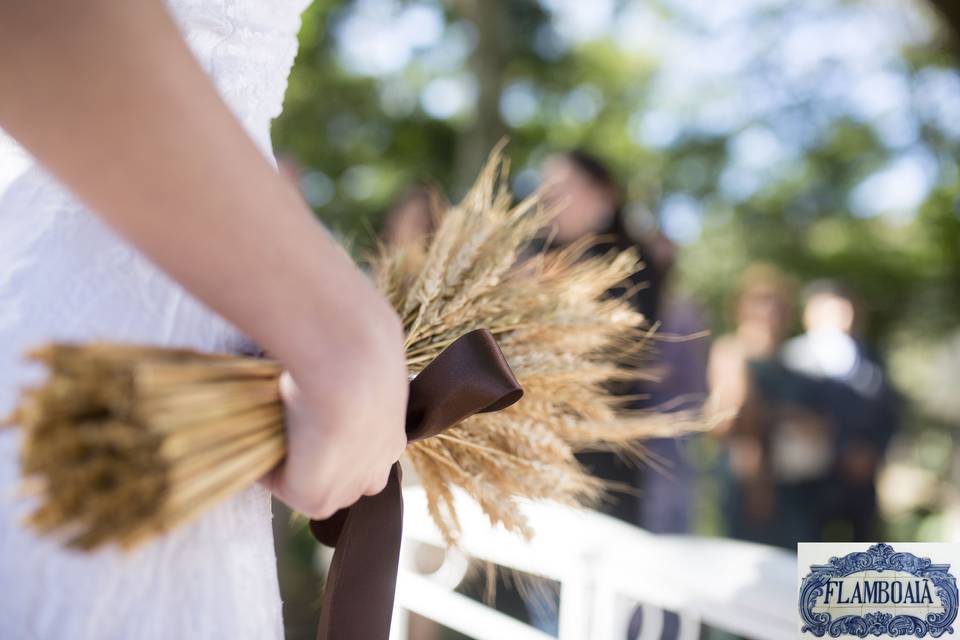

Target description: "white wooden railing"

left=390, top=487, right=796, bottom=640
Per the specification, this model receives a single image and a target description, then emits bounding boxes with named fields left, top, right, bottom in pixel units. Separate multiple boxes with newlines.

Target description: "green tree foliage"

left=272, top=0, right=960, bottom=425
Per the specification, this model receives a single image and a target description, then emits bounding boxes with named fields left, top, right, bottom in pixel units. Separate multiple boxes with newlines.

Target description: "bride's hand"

left=264, top=300, right=408, bottom=520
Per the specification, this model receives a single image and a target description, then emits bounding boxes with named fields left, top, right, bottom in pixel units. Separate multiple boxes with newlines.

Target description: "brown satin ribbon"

left=308, top=328, right=523, bottom=640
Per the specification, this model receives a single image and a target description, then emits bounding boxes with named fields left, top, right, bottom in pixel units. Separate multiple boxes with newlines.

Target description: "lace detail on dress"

left=0, top=2, right=311, bottom=638
left=169, top=0, right=310, bottom=153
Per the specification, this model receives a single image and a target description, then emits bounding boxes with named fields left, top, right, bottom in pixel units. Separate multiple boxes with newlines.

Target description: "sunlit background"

left=267, top=0, right=960, bottom=637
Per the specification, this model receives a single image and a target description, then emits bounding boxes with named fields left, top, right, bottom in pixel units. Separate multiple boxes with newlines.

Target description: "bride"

left=0, top=2, right=408, bottom=638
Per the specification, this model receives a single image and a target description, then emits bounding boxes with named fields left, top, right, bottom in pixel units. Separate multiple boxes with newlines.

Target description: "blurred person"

left=643, top=288, right=710, bottom=535
left=707, top=264, right=796, bottom=441
left=539, top=149, right=671, bottom=526
left=542, top=150, right=666, bottom=324
left=534, top=150, right=703, bottom=640
left=613, top=218, right=709, bottom=535
left=707, top=265, right=835, bottom=547
left=381, top=186, right=435, bottom=249
left=781, top=281, right=899, bottom=540
left=0, top=4, right=408, bottom=639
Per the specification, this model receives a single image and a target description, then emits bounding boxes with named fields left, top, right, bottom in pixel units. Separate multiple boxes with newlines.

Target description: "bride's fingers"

left=362, top=467, right=392, bottom=497
left=392, top=433, right=408, bottom=461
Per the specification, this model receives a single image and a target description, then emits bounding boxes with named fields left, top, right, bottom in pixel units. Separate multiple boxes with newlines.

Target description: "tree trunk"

left=453, top=0, right=508, bottom=194
left=928, top=0, right=960, bottom=42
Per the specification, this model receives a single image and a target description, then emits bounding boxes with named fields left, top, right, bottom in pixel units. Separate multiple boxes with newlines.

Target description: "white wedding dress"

left=0, top=1, right=312, bottom=638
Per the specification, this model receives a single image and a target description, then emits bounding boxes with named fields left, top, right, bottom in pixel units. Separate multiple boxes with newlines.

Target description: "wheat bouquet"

left=6, top=148, right=680, bottom=554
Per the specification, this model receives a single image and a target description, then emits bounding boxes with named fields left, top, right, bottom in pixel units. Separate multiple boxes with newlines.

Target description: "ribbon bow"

left=309, top=328, right=523, bottom=640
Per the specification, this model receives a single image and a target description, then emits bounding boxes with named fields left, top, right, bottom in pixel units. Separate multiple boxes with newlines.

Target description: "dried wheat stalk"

left=5, top=145, right=695, bottom=549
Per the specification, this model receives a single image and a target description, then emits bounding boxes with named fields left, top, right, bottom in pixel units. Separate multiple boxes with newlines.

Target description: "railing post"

left=589, top=558, right=620, bottom=639
left=389, top=606, right=409, bottom=640
left=558, top=551, right=596, bottom=640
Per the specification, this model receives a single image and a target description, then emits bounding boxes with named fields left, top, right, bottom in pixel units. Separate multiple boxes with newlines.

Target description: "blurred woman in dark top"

left=541, top=150, right=667, bottom=326
left=536, top=150, right=709, bottom=640
left=539, top=149, right=671, bottom=525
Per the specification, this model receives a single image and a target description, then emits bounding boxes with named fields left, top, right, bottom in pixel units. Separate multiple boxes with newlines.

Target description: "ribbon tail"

left=316, top=463, right=404, bottom=640
left=310, top=329, right=523, bottom=639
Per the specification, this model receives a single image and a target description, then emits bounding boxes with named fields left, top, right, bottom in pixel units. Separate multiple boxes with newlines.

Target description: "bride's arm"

left=0, top=1, right=408, bottom=518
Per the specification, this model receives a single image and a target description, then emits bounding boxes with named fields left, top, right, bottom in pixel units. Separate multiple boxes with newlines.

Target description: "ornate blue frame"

left=799, top=543, right=958, bottom=638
